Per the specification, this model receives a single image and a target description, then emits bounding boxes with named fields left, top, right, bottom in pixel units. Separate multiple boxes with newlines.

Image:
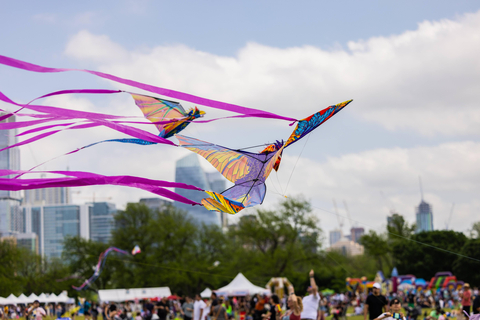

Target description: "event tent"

left=0, top=293, right=74, bottom=305
left=200, top=288, right=212, bottom=299
left=215, top=273, right=270, bottom=296
left=98, top=287, right=172, bottom=302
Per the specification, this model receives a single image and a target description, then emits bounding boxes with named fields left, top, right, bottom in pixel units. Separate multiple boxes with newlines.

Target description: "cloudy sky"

left=1, top=1, right=480, bottom=241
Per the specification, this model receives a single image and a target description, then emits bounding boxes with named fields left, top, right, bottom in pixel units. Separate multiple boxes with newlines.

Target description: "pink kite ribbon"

left=0, top=169, right=203, bottom=206
left=0, top=54, right=298, bottom=122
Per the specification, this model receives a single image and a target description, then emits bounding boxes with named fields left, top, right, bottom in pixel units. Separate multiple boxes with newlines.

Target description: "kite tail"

left=73, top=247, right=132, bottom=291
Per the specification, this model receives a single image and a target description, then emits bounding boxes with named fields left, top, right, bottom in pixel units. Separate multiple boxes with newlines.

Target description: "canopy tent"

left=98, top=287, right=171, bottom=302
left=200, top=288, right=212, bottom=299
left=0, top=292, right=74, bottom=305
left=215, top=273, right=270, bottom=296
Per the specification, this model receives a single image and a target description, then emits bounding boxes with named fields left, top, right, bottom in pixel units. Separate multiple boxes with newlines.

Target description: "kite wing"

left=130, top=93, right=205, bottom=138
left=285, top=99, right=353, bottom=148
left=177, top=135, right=283, bottom=210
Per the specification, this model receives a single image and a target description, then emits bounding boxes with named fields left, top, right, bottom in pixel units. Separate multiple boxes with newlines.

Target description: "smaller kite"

left=73, top=246, right=141, bottom=291
left=131, top=245, right=141, bottom=255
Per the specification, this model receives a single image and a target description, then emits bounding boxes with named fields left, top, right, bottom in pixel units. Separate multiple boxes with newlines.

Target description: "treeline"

left=2, top=198, right=479, bottom=300
left=0, top=198, right=379, bottom=298
left=360, top=214, right=480, bottom=285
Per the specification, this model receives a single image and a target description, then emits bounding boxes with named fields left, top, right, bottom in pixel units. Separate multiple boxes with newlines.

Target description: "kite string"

left=283, top=133, right=311, bottom=196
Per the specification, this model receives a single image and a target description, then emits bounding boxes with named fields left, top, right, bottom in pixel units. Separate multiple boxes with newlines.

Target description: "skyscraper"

left=21, top=204, right=91, bottom=258
left=416, top=200, right=433, bottom=233
left=89, top=202, right=117, bottom=243
left=174, top=154, right=223, bottom=226
left=24, top=186, right=71, bottom=206
left=329, top=229, right=342, bottom=246
left=0, top=113, right=21, bottom=236
left=350, top=227, right=365, bottom=243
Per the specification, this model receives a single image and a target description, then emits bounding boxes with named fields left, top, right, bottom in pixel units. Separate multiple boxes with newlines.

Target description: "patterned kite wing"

left=202, top=191, right=245, bottom=214
left=285, top=99, right=353, bottom=148
left=130, top=93, right=191, bottom=138
left=176, top=135, right=252, bottom=184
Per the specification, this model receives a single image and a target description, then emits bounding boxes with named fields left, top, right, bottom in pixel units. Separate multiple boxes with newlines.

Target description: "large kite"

left=0, top=54, right=352, bottom=214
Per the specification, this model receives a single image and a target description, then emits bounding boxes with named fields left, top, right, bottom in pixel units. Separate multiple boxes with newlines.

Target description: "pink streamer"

left=0, top=169, right=203, bottom=206
left=0, top=54, right=297, bottom=122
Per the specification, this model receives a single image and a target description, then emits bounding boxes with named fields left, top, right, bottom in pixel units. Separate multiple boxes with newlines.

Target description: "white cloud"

left=266, top=141, right=480, bottom=236
left=65, top=11, right=480, bottom=136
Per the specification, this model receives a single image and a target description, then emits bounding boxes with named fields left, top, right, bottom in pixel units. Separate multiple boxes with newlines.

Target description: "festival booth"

left=200, top=288, right=212, bottom=299
left=215, top=273, right=270, bottom=297
left=98, top=287, right=172, bottom=302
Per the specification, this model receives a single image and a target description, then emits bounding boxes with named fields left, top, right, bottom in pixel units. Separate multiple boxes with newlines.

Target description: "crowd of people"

left=1, top=273, right=479, bottom=320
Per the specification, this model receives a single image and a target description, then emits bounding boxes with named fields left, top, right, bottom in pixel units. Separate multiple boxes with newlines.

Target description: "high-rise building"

left=139, top=198, right=170, bottom=212
left=0, top=113, right=21, bottom=236
left=89, top=202, right=116, bottom=244
left=416, top=200, right=433, bottom=233
left=174, top=154, right=223, bottom=226
left=15, top=233, right=39, bottom=254
left=329, top=229, right=342, bottom=246
left=350, top=227, right=365, bottom=243
left=24, top=186, right=70, bottom=206
left=21, top=204, right=91, bottom=258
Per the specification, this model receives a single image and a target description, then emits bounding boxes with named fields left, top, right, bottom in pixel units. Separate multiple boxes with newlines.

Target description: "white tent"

left=17, top=294, right=30, bottom=304
left=28, top=293, right=39, bottom=302
left=37, top=293, right=47, bottom=303
left=0, top=297, right=8, bottom=305
left=200, top=288, right=212, bottom=298
left=6, top=294, right=19, bottom=304
left=98, top=287, right=171, bottom=302
left=45, top=293, right=58, bottom=303
left=215, top=273, right=270, bottom=296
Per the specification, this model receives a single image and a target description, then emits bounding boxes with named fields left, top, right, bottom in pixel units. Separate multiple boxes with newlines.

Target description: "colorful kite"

left=179, top=99, right=353, bottom=214
left=73, top=246, right=141, bottom=291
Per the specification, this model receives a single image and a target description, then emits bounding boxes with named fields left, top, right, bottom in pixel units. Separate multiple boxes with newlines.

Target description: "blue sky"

left=1, top=1, right=480, bottom=238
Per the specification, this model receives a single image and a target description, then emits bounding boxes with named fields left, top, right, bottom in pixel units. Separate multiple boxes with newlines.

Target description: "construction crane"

left=332, top=199, right=344, bottom=229
left=445, top=203, right=455, bottom=230
left=343, top=200, right=354, bottom=228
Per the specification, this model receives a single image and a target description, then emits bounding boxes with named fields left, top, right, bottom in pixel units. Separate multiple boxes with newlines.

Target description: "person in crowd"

left=364, top=283, right=389, bottom=320
left=301, top=270, right=320, bottom=320
left=331, top=303, right=344, bottom=320
left=210, top=299, right=228, bottom=320
left=473, top=292, right=480, bottom=315
left=182, top=297, right=194, bottom=320
left=106, top=303, right=118, bottom=320
left=373, top=298, right=405, bottom=320
left=155, top=297, right=170, bottom=320
left=318, top=295, right=328, bottom=320
left=262, top=294, right=281, bottom=320
left=84, top=300, right=92, bottom=320
left=283, top=285, right=303, bottom=320
left=461, top=284, right=473, bottom=318
left=91, top=303, right=99, bottom=320
left=56, top=304, right=63, bottom=319
left=194, top=294, right=207, bottom=320
left=426, top=306, right=444, bottom=320
left=27, top=300, right=46, bottom=320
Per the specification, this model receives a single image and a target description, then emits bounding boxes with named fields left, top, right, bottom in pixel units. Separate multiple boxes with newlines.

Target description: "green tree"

left=469, top=221, right=480, bottom=239
left=391, top=230, right=467, bottom=279
left=452, top=238, right=480, bottom=285
left=359, top=230, right=390, bottom=272
left=228, top=197, right=322, bottom=291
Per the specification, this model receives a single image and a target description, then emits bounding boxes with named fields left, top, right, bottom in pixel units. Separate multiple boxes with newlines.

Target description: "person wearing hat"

left=461, top=284, right=472, bottom=317
left=364, top=283, right=388, bottom=320
left=374, top=298, right=405, bottom=320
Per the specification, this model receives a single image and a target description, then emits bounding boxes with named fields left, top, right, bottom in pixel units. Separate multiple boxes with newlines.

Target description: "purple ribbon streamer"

left=0, top=169, right=203, bottom=206
left=0, top=54, right=297, bottom=122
